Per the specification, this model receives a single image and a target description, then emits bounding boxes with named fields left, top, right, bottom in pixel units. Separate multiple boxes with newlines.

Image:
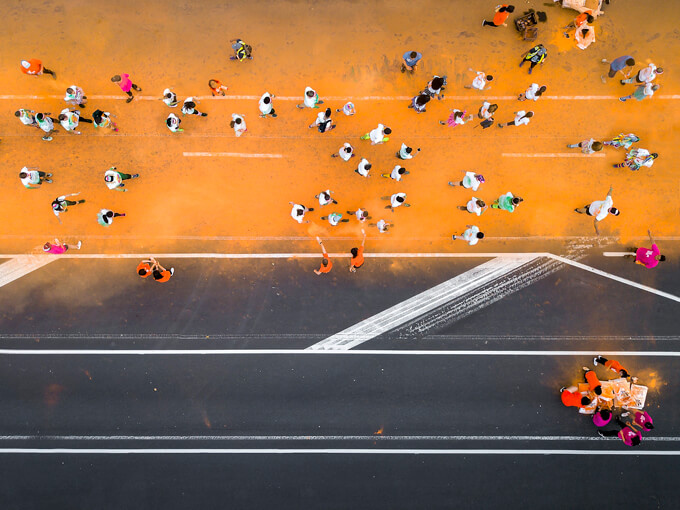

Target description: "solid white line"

left=502, top=153, right=606, bottom=158
left=0, top=252, right=551, bottom=259
left=603, top=252, right=630, bottom=257
left=183, top=152, right=284, bottom=158
left=0, top=448, right=677, bottom=455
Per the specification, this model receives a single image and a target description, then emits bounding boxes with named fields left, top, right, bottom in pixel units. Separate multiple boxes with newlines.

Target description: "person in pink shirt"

left=111, top=74, right=142, bottom=103
left=624, top=229, right=665, bottom=268
left=597, top=416, right=642, bottom=446
left=43, top=238, right=82, bottom=253
left=624, top=410, right=655, bottom=432
left=592, top=409, right=612, bottom=428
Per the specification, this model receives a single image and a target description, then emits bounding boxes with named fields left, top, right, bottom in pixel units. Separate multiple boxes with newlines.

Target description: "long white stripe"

left=502, top=153, right=606, bottom=158
left=0, top=252, right=551, bottom=259
left=0, top=256, right=55, bottom=289
left=603, top=252, right=630, bottom=257
left=308, top=257, right=535, bottom=351
left=183, top=152, right=284, bottom=158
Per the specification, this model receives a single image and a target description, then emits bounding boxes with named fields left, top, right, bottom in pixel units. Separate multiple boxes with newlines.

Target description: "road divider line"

left=502, top=153, right=607, bottom=158
left=603, top=252, right=630, bottom=257
left=0, top=252, right=552, bottom=259
left=183, top=152, right=284, bottom=158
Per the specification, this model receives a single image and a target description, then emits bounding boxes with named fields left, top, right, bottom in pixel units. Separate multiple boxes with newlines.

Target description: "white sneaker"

left=593, top=357, right=599, bottom=366
left=170, top=268, right=174, bottom=276
left=76, top=241, right=82, bottom=249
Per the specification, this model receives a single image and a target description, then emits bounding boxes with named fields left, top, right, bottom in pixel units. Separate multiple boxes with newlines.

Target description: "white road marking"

left=0, top=252, right=551, bottom=259
left=502, top=153, right=606, bottom=158
left=183, top=152, right=284, bottom=158
left=0, top=256, right=56, bottom=289
left=2, top=236, right=679, bottom=242
left=603, top=252, right=630, bottom=257
left=307, top=257, right=536, bottom=351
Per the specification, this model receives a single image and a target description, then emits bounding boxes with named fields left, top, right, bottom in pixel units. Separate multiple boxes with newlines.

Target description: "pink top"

left=47, top=245, right=67, bottom=254
left=635, top=244, right=660, bottom=268
left=620, top=426, right=641, bottom=447
left=634, top=411, right=653, bottom=428
left=592, top=412, right=611, bottom=427
left=118, top=73, right=132, bottom=92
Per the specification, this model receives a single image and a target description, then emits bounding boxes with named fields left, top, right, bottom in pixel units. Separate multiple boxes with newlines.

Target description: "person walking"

left=64, top=85, right=87, bottom=108
left=97, top=209, right=126, bottom=227
left=421, top=75, right=447, bottom=100
left=477, top=102, right=498, bottom=129
left=491, top=192, right=523, bottom=212
left=440, top=109, right=473, bottom=127
left=43, top=239, right=81, bottom=253
left=182, top=97, right=208, bottom=116
left=369, top=219, right=392, bottom=233
left=355, top=158, right=372, bottom=178
left=401, top=51, right=422, bottom=73
left=162, top=88, right=179, bottom=107
left=566, top=138, right=603, bottom=154
left=347, top=208, right=371, bottom=223
left=613, top=148, right=657, bottom=171
left=320, top=212, right=349, bottom=226
left=104, top=166, right=140, bottom=192
left=452, top=225, right=484, bottom=245
left=111, top=74, right=142, bottom=103
left=58, top=108, right=92, bottom=134
left=36, top=113, right=57, bottom=141
left=15, top=109, right=39, bottom=128
left=519, top=44, right=547, bottom=74
left=458, top=198, right=487, bottom=216
left=597, top=417, right=642, bottom=447
left=449, top=171, right=485, bottom=191
left=497, top=110, right=533, bottom=128
left=258, top=92, right=277, bottom=118
left=296, top=87, right=323, bottom=109
left=482, top=4, right=515, bottom=27
left=290, top=202, right=313, bottom=224
left=623, top=229, right=666, bottom=268
left=601, top=56, right=635, bottom=81
left=464, top=69, right=493, bottom=91
left=309, top=108, right=336, bottom=132
left=332, top=143, right=355, bottom=161
left=603, top=133, right=639, bottom=150
left=361, top=124, right=391, bottom=145
left=20, top=167, right=52, bottom=189
left=315, top=190, right=338, bottom=206
left=20, top=58, right=56, bottom=79
left=337, top=102, right=356, bottom=116
left=349, top=230, right=366, bottom=273
left=166, top=113, right=183, bottom=133
left=619, top=83, right=659, bottom=102
left=150, top=258, right=174, bottom=282
left=621, top=63, right=663, bottom=85
left=52, top=193, right=85, bottom=222
left=137, top=258, right=156, bottom=278
left=408, top=93, right=430, bottom=113
left=593, top=356, right=631, bottom=379
left=208, top=79, right=228, bottom=96
left=518, top=84, right=546, bottom=101
left=92, top=110, right=118, bottom=132
left=381, top=165, right=409, bottom=181
left=574, top=185, right=619, bottom=235
left=397, top=143, right=420, bottom=160
left=559, top=386, right=592, bottom=409
left=314, top=237, right=333, bottom=275
left=229, top=38, right=253, bottom=61
left=383, top=193, right=410, bottom=210
left=230, top=114, right=247, bottom=136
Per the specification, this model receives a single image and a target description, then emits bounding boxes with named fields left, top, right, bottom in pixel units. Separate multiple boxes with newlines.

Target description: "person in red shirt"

left=563, top=11, right=594, bottom=37
left=20, top=58, right=56, bottom=78
left=598, top=417, right=642, bottom=446
left=560, top=386, right=591, bottom=408
left=314, top=237, right=333, bottom=275
left=583, top=367, right=602, bottom=395
left=349, top=230, right=366, bottom=273
left=149, top=257, right=174, bottom=283
left=208, top=79, right=229, bottom=96
left=593, top=356, right=631, bottom=379
left=624, top=229, right=665, bottom=268
left=482, top=4, right=515, bottom=27
left=137, top=258, right=156, bottom=279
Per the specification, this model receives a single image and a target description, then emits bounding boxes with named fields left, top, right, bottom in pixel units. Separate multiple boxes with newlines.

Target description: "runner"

left=361, top=124, right=391, bottom=145
left=289, top=202, right=313, bottom=224
left=20, top=58, right=56, bottom=78
left=58, top=108, right=93, bottom=135
left=230, top=114, right=247, bottom=136
left=97, top=209, right=126, bottom=227
left=601, top=56, right=635, bottom=81
left=619, top=83, right=659, bottom=102
left=208, top=79, right=228, bottom=96
left=162, top=89, right=178, bottom=107
left=258, top=92, right=277, bottom=118
left=15, top=109, right=39, bottom=128
left=401, top=51, right=422, bottom=73
left=491, top=192, right=523, bottom=212
left=336, top=102, right=356, bottom=116
left=612, top=148, right=657, bottom=170
left=20, top=167, right=52, bottom=189
left=43, top=239, right=82, bottom=253
left=313, top=237, right=333, bottom=276
left=519, top=44, right=547, bottom=74
left=320, top=212, right=349, bottom=226
left=518, top=84, right=546, bottom=101
left=150, top=258, right=175, bottom=282
left=408, top=94, right=430, bottom=113
left=111, top=74, right=142, bottom=103
left=396, top=143, right=420, bottom=160
left=36, top=113, right=57, bottom=141
left=309, top=108, right=335, bottom=132
left=297, top=87, right=323, bottom=109
left=440, top=109, right=473, bottom=127
left=449, top=171, right=485, bottom=191
left=182, top=97, right=208, bottom=116
left=349, top=230, right=366, bottom=273
left=104, top=166, right=140, bottom=192
left=166, top=113, right=183, bottom=133
left=229, top=38, right=253, bottom=61
left=421, top=75, right=447, bottom=100
left=315, top=190, right=338, bottom=206
left=332, top=143, right=355, bottom=161
left=92, top=110, right=118, bottom=132
left=355, top=158, right=372, bottom=178
left=452, top=225, right=484, bottom=245
left=382, top=193, right=410, bottom=210
left=64, top=85, right=87, bottom=108
left=621, top=63, right=663, bottom=85
left=369, top=219, right=392, bottom=233
left=497, top=110, right=533, bottom=128
left=477, top=102, right=498, bottom=129
left=457, top=198, right=487, bottom=216
left=347, top=209, right=371, bottom=222
left=464, top=69, right=493, bottom=91
left=623, top=230, right=666, bottom=268
left=381, top=165, right=409, bottom=181
left=574, top=185, right=619, bottom=235
left=566, top=139, right=604, bottom=154
left=603, top=133, right=639, bottom=149
left=482, top=4, right=515, bottom=27
left=52, top=193, right=85, bottom=222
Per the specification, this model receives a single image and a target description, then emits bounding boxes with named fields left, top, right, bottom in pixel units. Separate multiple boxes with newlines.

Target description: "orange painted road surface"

left=0, top=0, right=678, bottom=256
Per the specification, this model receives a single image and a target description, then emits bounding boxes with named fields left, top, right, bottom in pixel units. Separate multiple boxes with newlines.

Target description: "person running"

left=440, top=109, right=473, bottom=127
left=408, top=94, right=430, bottom=113
left=44, top=238, right=82, bottom=253
left=583, top=367, right=603, bottom=396
left=593, top=356, right=631, bottom=379
left=111, top=74, right=142, bottom=103
left=297, top=87, right=323, bottom=109
left=332, top=143, right=355, bottom=161
left=622, top=410, right=654, bottom=432
left=314, top=237, right=333, bottom=275
left=464, top=69, right=493, bottom=91
left=104, top=166, right=140, bottom=192
left=321, top=212, right=349, bottom=226
left=289, top=202, right=313, bottom=224
left=347, top=208, right=371, bottom=223
left=64, top=85, right=87, bottom=108
left=230, top=114, right=247, bottom=136
left=182, top=97, right=207, bottom=116
left=477, top=102, right=498, bottom=129
left=601, top=56, right=635, bottom=81
left=229, top=38, right=253, bottom=61
left=150, top=258, right=174, bottom=282
left=382, top=193, right=410, bottom=210
left=452, top=225, right=484, bottom=245
left=449, top=171, right=485, bottom=191
left=497, top=110, right=533, bottom=128
left=421, top=75, right=447, bottom=100
left=309, top=108, right=336, bottom=132
left=20, top=58, right=56, bottom=78
left=369, top=219, right=392, bottom=233
left=603, top=133, right=639, bottom=150
left=401, top=51, right=422, bottom=73
left=355, top=158, right=372, bottom=178
left=518, top=84, right=546, bottom=101
left=574, top=185, right=619, bottom=235
left=519, top=44, right=547, bottom=74
left=208, top=79, right=228, bottom=96
left=361, top=124, right=391, bottom=145
left=336, top=102, right=356, bottom=116
left=559, top=386, right=591, bottom=409
left=315, top=190, right=338, bottom=206
left=381, top=165, right=409, bottom=181
left=97, top=209, right=126, bottom=227
left=258, top=92, right=277, bottom=118
left=36, top=113, right=57, bottom=141
left=162, top=88, right=178, bottom=107
left=566, top=139, right=604, bottom=154
left=52, top=193, right=85, bottom=222
left=349, top=230, right=366, bottom=273
left=92, top=110, right=118, bottom=132
left=166, top=113, right=183, bottom=133
left=613, top=148, right=658, bottom=171
left=623, top=229, right=666, bottom=268
left=458, top=198, right=487, bottom=216
left=575, top=24, right=595, bottom=50
left=492, top=192, right=523, bottom=212
left=621, top=63, right=663, bottom=85
left=597, top=417, right=642, bottom=447
left=15, top=109, right=39, bottom=128
left=619, top=83, right=659, bottom=102
left=20, top=167, right=52, bottom=189
left=58, top=108, right=92, bottom=135
left=482, top=4, right=515, bottom=27
left=137, top=258, right=155, bottom=278
left=592, top=409, right=612, bottom=429
left=397, top=143, right=420, bottom=160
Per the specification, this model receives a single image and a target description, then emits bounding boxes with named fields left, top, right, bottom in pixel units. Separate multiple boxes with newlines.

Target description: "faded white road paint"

left=183, top=152, right=284, bottom=158
left=0, top=256, right=56, bottom=289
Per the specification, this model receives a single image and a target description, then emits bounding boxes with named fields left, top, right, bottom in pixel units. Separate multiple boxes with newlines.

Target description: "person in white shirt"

left=575, top=185, right=619, bottom=235
left=381, top=165, right=409, bottom=181
left=15, top=108, right=39, bottom=127
left=440, top=109, right=473, bottom=127
left=371, top=219, right=391, bottom=233
left=162, top=88, right=178, bottom=107
left=230, top=114, right=247, bottom=136
left=613, top=148, right=658, bottom=171
left=518, top=84, right=546, bottom=101
left=382, top=193, right=410, bottom=210
left=619, top=83, right=659, bottom=102
left=453, top=225, right=484, bottom=245
left=465, top=69, right=493, bottom=91
left=347, top=208, right=371, bottom=222
left=457, top=198, right=487, bottom=216
left=104, top=166, right=140, bottom=192
left=309, top=108, right=335, bottom=132
left=567, top=138, right=603, bottom=154
left=258, top=92, right=277, bottom=118
left=58, top=108, right=92, bottom=134
left=422, top=75, right=447, bottom=99
left=355, top=158, right=372, bottom=178
left=182, top=97, right=207, bottom=116
left=289, top=202, right=314, bottom=224
left=449, top=171, right=485, bottom=191
left=361, top=124, right=391, bottom=144
left=397, top=143, right=420, bottom=160
left=575, top=24, right=595, bottom=50
left=64, top=85, right=87, bottom=108
left=19, top=167, right=52, bottom=189
left=477, top=101, right=498, bottom=129
left=336, top=102, right=355, bottom=116
left=315, top=190, right=337, bottom=206
left=296, top=87, right=323, bottom=109
left=622, top=63, right=663, bottom=85
left=497, top=110, right=533, bottom=128
left=36, top=113, right=57, bottom=141
left=97, top=209, right=126, bottom=227
left=320, top=212, right=348, bottom=226
left=332, top=143, right=355, bottom=161
left=166, top=113, right=183, bottom=132
left=52, top=193, right=85, bottom=222
left=408, top=94, right=430, bottom=113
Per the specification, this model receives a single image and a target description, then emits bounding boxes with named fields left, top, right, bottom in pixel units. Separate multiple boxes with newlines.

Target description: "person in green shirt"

left=492, top=192, right=523, bottom=212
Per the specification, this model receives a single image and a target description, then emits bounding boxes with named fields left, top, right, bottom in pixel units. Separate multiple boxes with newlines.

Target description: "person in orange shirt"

left=583, top=367, right=602, bottom=396
left=20, top=58, right=56, bottom=78
left=208, top=79, right=229, bottom=96
left=349, top=230, right=366, bottom=273
left=563, top=11, right=593, bottom=37
left=560, top=386, right=591, bottom=408
left=593, top=355, right=632, bottom=379
left=314, top=237, right=333, bottom=275
left=137, top=258, right=155, bottom=279
left=482, top=4, right=515, bottom=27
left=149, top=257, right=174, bottom=283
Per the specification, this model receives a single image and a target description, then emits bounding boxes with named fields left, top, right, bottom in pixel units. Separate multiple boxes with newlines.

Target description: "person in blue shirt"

left=401, top=51, right=422, bottom=74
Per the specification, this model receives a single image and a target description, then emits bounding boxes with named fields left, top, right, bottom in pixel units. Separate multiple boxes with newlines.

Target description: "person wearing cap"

left=397, top=143, right=420, bottom=160
left=296, top=87, right=323, bottom=109
left=491, top=192, right=524, bottom=212
left=624, top=229, right=666, bottom=268
left=258, top=92, right=277, bottom=118
left=150, top=258, right=174, bottom=282
left=574, top=185, right=620, bottom=235
left=314, top=238, right=333, bottom=276
left=20, top=58, right=56, bottom=78
left=597, top=417, right=642, bottom=446
left=332, top=143, right=355, bottom=161
left=449, top=171, right=485, bottom=191
left=349, top=230, right=366, bottom=273
left=137, top=258, right=155, bottom=279
left=20, top=167, right=52, bottom=189
left=104, top=167, right=140, bottom=192
left=36, top=112, right=57, bottom=141
left=44, top=239, right=81, bottom=254
left=452, top=225, right=485, bottom=246
left=64, top=85, right=87, bottom=108
left=315, top=190, right=337, bottom=206
left=15, top=109, right=39, bottom=128
left=361, top=124, right=391, bottom=145
left=559, top=386, right=591, bottom=409
left=162, top=88, right=178, bottom=107
left=97, top=209, right=126, bottom=227
left=52, top=193, right=85, bottom=222
left=383, top=193, right=410, bottom=210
